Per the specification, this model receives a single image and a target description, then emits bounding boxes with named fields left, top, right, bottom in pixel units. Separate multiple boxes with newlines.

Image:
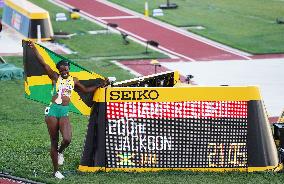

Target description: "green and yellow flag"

left=23, top=40, right=105, bottom=116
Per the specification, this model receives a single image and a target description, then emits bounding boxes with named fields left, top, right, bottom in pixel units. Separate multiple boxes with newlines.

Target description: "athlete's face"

left=59, top=65, right=69, bottom=79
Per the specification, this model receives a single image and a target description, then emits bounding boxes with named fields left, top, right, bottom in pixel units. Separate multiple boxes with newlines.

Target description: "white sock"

left=54, top=171, right=64, bottom=179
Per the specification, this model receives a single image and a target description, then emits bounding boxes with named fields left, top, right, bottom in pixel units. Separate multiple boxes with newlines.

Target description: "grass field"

left=1, top=59, right=284, bottom=183
left=58, top=34, right=167, bottom=60
left=109, top=0, right=284, bottom=54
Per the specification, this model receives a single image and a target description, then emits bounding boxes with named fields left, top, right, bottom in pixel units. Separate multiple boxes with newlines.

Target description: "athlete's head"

left=56, top=60, right=70, bottom=79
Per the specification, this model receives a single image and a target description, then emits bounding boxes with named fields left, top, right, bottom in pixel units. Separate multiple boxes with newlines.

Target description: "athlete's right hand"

left=27, top=40, right=35, bottom=49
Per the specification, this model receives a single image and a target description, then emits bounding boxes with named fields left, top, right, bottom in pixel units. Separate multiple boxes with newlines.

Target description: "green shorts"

left=45, top=103, right=69, bottom=118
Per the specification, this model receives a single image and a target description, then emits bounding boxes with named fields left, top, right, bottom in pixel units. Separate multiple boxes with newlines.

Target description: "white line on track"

left=110, top=60, right=142, bottom=77
left=99, top=16, right=139, bottom=19
left=115, top=27, right=195, bottom=61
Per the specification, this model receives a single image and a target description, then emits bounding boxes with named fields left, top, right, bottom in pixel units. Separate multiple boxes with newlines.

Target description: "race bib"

left=44, top=106, right=50, bottom=115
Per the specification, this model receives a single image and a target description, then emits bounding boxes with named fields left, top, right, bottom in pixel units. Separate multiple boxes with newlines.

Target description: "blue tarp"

left=0, top=63, right=23, bottom=80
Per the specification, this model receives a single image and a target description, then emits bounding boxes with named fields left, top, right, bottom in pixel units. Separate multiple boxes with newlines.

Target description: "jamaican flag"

left=22, top=40, right=105, bottom=116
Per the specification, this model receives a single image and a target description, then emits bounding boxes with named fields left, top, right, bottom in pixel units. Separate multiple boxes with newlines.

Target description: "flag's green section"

left=26, top=85, right=53, bottom=105
left=68, top=102, right=81, bottom=115
left=26, top=84, right=85, bottom=115
left=43, top=45, right=92, bottom=73
left=46, top=51, right=62, bottom=68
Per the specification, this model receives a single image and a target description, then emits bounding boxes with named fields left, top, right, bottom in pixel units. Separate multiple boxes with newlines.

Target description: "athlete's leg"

left=58, top=116, right=72, bottom=153
left=45, top=116, right=59, bottom=173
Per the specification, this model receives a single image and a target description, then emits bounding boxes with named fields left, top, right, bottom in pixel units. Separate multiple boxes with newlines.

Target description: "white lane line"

left=115, top=27, right=195, bottom=61
left=51, top=0, right=107, bottom=25
left=99, top=16, right=139, bottom=20
left=157, top=46, right=196, bottom=61
left=110, top=60, right=142, bottom=77
left=98, top=0, right=252, bottom=59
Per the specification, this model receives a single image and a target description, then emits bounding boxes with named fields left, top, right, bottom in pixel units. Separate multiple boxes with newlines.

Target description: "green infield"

left=109, top=0, right=284, bottom=54
left=58, top=34, right=168, bottom=60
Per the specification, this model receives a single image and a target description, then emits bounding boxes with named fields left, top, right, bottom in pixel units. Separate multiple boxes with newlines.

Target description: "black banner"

left=105, top=101, right=248, bottom=168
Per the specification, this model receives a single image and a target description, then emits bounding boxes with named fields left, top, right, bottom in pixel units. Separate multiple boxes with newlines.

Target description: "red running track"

left=63, top=0, right=131, bottom=17
left=59, top=0, right=250, bottom=61
left=0, top=178, right=23, bottom=184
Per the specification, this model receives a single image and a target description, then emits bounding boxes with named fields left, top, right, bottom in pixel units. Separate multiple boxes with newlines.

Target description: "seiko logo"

left=110, top=90, right=159, bottom=100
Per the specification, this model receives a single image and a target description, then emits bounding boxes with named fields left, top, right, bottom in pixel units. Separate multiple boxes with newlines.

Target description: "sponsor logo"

left=110, top=90, right=159, bottom=101
left=117, top=153, right=135, bottom=166
left=11, top=12, right=22, bottom=30
left=116, top=153, right=157, bottom=166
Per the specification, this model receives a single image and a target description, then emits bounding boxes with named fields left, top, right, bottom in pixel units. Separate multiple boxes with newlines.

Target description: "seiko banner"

left=79, top=86, right=281, bottom=172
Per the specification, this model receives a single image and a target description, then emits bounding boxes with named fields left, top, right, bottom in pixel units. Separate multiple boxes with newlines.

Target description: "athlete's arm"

left=28, top=41, right=58, bottom=80
left=74, top=78, right=109, bottom=93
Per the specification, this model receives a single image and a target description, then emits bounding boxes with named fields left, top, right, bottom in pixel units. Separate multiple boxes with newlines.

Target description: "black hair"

left=56, top=60, right=70, bottom=70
